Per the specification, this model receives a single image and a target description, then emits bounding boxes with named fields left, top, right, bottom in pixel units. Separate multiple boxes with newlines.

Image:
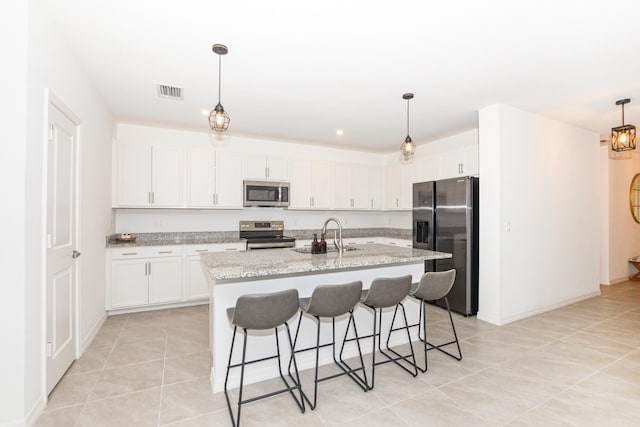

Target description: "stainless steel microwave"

left=243, top=180, right=290, bottom=207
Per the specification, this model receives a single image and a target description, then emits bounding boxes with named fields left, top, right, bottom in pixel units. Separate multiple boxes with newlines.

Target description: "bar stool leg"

left=383, top=303, right=418, bottom=377
left=415, top=297, right=462, bottom=365
left=276, top=324, right=306, bottom=412
left=224, top=326, right=249, bottom=427
left=337, top=311, right=369, bottom=391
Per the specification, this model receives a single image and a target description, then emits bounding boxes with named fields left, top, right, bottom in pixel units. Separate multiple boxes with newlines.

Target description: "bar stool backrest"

left=305, top=281, right=363, bottom=318
left=232, top=288, right=300, bottom=330
left=363, top=275, right=412, bottom=308
left=413, top=269, right=456, bottom=301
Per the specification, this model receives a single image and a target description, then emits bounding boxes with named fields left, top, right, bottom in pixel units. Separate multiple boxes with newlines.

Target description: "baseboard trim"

left=107, top=299, right=207, bottom=316
left=25, top=397, right=46, bottom=427
left=0, top=395, right=47, bottom=427
left=477, top=289, right=602, bottom=326
left=80, top=313, right=107, bottom=354
left=602, top=276, right=628, bottom=286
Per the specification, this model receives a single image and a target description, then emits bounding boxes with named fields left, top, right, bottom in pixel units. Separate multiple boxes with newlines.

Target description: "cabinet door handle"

left=265, top=167, right=269, bottom=178
left=148, top=262, right=151, bottom=275
left=151, top=192, right=155, bottom=204
left=148, top=192, right=152, bottom=204
left=461, top=163, right=464, bottom=174
left=225, top=248, right=238, bottom=251
left=158, top=251, right=172, bottom=254
left=195, top=249, right=208, bottom=253
left=122, top=252, right=138, bottom=256
left=144, top=262, right=148, bottom=275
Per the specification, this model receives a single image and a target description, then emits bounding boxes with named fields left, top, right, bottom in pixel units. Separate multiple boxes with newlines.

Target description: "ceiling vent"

left=157, top=84, right=184, bottom=100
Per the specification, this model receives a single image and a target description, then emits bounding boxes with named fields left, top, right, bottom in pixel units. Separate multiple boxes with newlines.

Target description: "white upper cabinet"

left=333, top=163, right=370, bottom=209
left=186, top=150, right=242, bottom=208
left=367, top=165, right=384, bottom=209
left=115, top=141, right=183, bottom=207
left=215, top=152, right=243, bottom=208
left=116, top=141, right=152, bottom=206
left=385, top=162, right=416, bottom=210
left=289, top=158, right=332, bottom=209
left=415, top=156, right=437, bottom=183
left=242, top=154, right=290, bottom=181
left=437, top=146, right=479, bottom=180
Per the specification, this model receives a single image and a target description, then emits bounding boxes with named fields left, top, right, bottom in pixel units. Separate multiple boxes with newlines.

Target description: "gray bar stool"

left=356, top=274, right=418, bottom=389
left=409, top=269, right=462, bottom=372
left=224, top=288, right=305, bottom=427
left=289, top=281, right=368, bottom=409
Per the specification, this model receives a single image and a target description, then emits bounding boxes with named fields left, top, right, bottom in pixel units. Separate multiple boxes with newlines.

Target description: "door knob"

left=72, top=250, right=81, bottom=259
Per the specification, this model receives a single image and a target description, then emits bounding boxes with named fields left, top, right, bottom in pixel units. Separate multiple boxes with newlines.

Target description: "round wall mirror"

left=630, top=174, right=640, bottom=223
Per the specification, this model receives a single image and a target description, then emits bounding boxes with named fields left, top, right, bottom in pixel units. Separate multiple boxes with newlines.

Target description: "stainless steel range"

left=239, top=220, right=296, bottom=249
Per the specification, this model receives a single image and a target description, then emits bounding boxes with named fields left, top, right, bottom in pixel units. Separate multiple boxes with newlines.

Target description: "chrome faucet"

left=321, top=217, right=344, bottom=254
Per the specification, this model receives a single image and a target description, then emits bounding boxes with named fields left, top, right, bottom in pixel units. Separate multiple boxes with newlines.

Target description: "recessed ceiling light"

left=336, top=129, right=344, bottom=136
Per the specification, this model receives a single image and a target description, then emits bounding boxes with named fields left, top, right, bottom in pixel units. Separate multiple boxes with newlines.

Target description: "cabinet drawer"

left=184, top=242, right=246, bottom=256
left=110, top=246, right=183, bottom=259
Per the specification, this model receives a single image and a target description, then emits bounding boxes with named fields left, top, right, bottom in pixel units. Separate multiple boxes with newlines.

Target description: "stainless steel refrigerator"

left=413, top=177, right=479, bottom=316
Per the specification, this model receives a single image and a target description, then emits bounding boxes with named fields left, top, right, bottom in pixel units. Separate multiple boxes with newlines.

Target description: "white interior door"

left=46, top=102, right=79, bottom=394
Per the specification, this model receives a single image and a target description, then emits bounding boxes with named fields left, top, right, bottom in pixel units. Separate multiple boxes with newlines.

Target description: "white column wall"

left=477, top=105, right=502, bottom=324
left=0, top=0, right=28, bottom=425
left=605, top=149, right=640, bottom=283
left=478, top=104, right=600, bottom=325
left=0, top=2, right=114, bottom=425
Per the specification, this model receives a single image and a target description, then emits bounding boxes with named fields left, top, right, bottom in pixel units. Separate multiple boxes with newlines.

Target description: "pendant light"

left=400, top=93, right=416, bottom=158
left=208, top=44, right=230, bottom=132
left=611, top=98, right=636, bottom=152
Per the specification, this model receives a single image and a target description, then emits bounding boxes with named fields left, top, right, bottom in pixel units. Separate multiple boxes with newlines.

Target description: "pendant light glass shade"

left=400, top=93, right=416, bottom=159
left=400, top=135, right=416, bottom=158
left=209, top=44, right=230, bottom=132
left=611, top=98, right=636, bottom=152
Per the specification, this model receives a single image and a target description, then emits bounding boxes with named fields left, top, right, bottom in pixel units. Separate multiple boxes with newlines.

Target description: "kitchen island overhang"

left=202, top=244, right=451, bottom=393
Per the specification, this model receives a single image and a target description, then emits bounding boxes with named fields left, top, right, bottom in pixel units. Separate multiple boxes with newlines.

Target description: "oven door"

left=243, top=180, right=289, bottom=207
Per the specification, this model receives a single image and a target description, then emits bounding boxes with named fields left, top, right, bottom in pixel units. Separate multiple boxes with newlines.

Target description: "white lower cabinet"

left=109, top=246, right=182, bottom=310
left=108, top=243, right=246, bottom=312
left=184, top=243, right=246, bottom=301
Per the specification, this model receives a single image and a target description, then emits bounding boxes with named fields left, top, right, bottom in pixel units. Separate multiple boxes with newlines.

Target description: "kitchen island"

left=201, top=244, right=451, bottom=392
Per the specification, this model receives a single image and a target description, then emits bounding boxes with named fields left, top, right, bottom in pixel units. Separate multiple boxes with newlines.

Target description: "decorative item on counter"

left=320, top=234, right=327, bottom=254
left=115, top=232, right=136, bottom=243
left=311, top=233, right=321, bottom=254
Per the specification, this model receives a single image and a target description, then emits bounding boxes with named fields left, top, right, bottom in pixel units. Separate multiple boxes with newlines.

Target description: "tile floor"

left=36, top=282, right=640, bottom=426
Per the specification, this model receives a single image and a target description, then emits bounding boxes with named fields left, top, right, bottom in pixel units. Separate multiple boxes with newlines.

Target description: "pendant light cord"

left=217, top=54, right=222, bottom=105
left=622, top=102, right=625, bottom=125
left=406, top=98, right=411, bottom=137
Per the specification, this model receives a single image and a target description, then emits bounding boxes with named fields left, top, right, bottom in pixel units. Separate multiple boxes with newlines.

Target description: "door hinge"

left=48, top=124, right=56, bottom=141
left=46, top=340, right=53, bottom=358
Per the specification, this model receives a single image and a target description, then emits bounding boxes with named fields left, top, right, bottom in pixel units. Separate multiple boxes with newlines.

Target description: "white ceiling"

left=44, top=0, right=640, bottom=152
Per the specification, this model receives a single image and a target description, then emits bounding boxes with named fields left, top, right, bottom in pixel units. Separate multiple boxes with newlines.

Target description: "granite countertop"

left=106, top=232, right=244, bottom=247
left=201, top=244, right=451, bottom=282
left=105, top=228, right=411, bottom=248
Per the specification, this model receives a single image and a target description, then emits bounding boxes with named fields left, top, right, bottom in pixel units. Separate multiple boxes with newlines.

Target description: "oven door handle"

left=247, top=241, right=296, bottom=249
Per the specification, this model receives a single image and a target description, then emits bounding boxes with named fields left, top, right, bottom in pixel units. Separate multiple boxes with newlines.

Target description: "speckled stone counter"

left=202, top=244, right=450, bottom=283
left=106, top=228, right=411, bottom=247
left=106, top=232, right=244, bottom=247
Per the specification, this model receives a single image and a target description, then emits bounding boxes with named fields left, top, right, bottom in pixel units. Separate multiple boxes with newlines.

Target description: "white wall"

left=603, top=148, right=640, bottom=283
left=115, top=208, right=408, bottom=233
left=0, top=2, right=114, bottom=426
left=0, top=0, right=28, bottom=425
left=478, top=104, right=600, bottom=325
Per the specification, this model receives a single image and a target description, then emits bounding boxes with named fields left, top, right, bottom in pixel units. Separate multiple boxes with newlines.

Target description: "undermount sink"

left=293, top=246, right=360, bottom=254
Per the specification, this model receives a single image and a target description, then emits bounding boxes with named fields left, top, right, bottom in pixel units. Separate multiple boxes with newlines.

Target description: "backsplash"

left=114, top=208, right=411, bottom=233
